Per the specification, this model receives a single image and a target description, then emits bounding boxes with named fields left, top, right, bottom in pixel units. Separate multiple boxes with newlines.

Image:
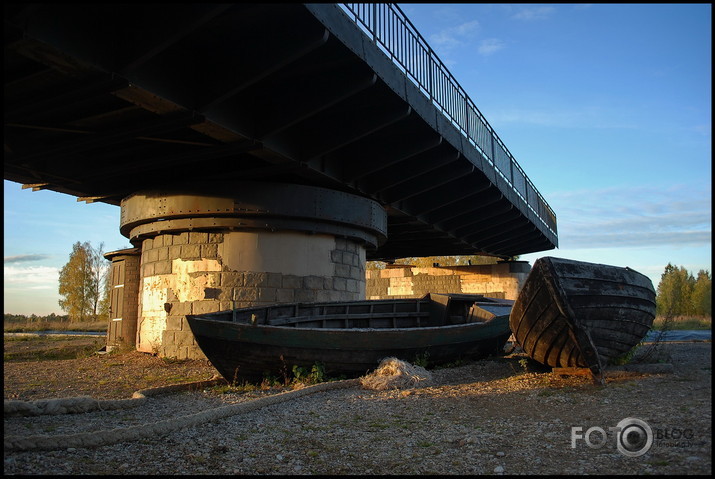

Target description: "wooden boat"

left=509, top=257, right=656, bottom=382
left=186, top=293, right=513, bottom=382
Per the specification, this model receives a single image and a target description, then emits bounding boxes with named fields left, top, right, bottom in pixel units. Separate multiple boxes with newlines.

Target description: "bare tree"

left=88, top=242, right=110, bottom=320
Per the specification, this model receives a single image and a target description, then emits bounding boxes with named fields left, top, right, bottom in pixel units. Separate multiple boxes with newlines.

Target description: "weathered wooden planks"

left=510, top=257, right=656, bottom=379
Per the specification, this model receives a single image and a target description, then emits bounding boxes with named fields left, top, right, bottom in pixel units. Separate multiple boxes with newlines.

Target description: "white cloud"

left=4, top=254, right=50, bottom=264
left=512, top=6, right=555, bottom=21
left=478, top=38, right=506, bottom=56
left=549, top=184, right=712, bottom=250
left=454, top=20, right=480, bottom=36
left=4, top=265, right=59, bottom=288
left=691, top=123, right=712, bottom=137
left=429, top=20, right=480, bottom=51
left=561, top=230, right=710, bottom=250
left=488, top=106, right=639, bottom=130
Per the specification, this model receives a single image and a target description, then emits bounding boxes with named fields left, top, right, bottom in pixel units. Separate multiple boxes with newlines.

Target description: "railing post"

left=490, top=131, right=495, bottom=167
left=372, top=3, right=377, bottom=42
left=464, top=96, right=468, bottom=138
left=509, top=156, right=514, bottom=187
left=428, top=53, right=433, bottom=102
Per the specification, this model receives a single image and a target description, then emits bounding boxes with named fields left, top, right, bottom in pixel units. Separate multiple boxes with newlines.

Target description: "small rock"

left=494, top=465, right=504, bottom=473
left=275, top=454, right=283, bottom=461
left=496, top=451, right=505, bottom=457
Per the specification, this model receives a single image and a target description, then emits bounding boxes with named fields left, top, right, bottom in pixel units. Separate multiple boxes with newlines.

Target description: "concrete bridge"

left=4, top=4, right=558, bottom=357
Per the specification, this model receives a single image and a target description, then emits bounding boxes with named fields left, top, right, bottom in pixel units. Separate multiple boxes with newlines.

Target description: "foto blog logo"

left=571, top=417, right=653, bottom=457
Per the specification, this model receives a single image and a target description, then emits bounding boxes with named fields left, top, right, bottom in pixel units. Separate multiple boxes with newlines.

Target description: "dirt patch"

left=3, top=337, right=218, bottom=401
left=4, top=336, right=105, bottom=362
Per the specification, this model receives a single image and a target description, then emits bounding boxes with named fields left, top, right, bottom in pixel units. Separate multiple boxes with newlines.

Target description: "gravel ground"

left=4, top=342, right=711, bottom=475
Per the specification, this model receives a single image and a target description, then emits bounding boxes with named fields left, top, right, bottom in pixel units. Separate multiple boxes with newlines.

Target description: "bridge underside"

left=4, top=3, right=557, bottom=260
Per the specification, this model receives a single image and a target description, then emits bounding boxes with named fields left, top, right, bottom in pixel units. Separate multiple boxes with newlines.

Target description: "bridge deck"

left=4, top=3, right=557, bottom=259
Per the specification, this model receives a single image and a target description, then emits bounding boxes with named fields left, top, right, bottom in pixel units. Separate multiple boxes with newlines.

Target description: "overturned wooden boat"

left=509, top=257, right=656, bottom=382
left=186, top=293, right=513, bottom=382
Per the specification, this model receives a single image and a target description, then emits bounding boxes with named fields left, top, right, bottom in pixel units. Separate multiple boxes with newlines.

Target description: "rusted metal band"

left=120, top=182, right=387, bottom=248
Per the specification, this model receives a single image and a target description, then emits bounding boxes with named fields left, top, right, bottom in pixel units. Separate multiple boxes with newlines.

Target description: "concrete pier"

left=113, top=182, right=387, bottom=358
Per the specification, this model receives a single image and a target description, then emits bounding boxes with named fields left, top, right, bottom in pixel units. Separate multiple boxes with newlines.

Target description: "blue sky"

left=3, top=3, right=712, bottom=315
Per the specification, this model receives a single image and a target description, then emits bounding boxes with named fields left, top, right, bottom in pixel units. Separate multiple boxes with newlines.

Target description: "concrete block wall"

left=137, top=232, right=366, bottom=360
left=366, top=261, right=531, bottom=301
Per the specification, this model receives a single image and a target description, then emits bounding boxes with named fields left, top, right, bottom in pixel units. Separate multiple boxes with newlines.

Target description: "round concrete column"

left=119, top=182, right=387, bottom=359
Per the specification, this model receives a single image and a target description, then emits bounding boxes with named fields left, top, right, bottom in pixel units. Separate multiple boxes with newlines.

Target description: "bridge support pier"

left=115, top=182, right=387, bottom=359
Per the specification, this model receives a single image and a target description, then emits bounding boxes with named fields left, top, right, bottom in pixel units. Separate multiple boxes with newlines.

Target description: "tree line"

left=656, top=263, right=711, bottom=317
left=367, top=255, right=509, bottom=269
left=4, top=312, right=70, bottom=323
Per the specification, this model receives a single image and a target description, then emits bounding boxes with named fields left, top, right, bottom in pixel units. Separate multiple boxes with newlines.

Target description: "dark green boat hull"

left=187, top=294, right=512, bottom=382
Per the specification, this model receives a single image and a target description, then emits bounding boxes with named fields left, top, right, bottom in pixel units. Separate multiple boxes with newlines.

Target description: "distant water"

left=643, top=330, right=711, bottom=342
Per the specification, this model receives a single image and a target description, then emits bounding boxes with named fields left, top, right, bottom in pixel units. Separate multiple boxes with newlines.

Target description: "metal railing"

left=338, top=3, right=557, bottom=237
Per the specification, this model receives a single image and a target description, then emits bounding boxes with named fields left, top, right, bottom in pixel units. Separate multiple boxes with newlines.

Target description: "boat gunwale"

left=185, top=314, right=509, bottom=334
left=187, top=295, right=514, bottom=333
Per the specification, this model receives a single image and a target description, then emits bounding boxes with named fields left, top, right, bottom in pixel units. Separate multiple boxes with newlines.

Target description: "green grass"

left=208, top=361, right=339, bottom=394
left=4, top=335, right=85, bottom=343
left=652, top=315, right=711, bottom=331
left=4, top=319, right=107, bottom=333
left=609, top=341, right=643, bottom=366
left=212, top=381, right=261, bottom=394
left=3, top=337, right=105, bottom=362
